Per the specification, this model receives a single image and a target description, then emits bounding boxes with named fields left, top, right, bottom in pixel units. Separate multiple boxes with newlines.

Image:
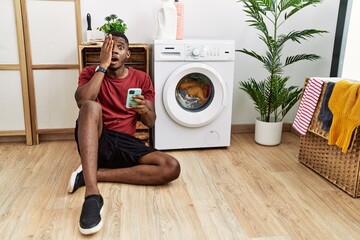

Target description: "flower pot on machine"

left=254, top=117, right=283, bottom=146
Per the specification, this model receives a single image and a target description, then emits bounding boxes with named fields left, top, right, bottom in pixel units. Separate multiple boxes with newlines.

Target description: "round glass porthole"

left=162, top=63, right=226, bottom=127
left=175, top=73, right=214, bottom=112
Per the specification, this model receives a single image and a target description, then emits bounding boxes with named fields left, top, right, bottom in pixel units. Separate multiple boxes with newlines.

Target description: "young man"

left=68, top=31, right=180, bottom=235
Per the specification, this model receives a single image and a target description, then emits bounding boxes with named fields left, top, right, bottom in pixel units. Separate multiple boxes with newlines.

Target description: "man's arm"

left=130, top=97, right=156, bottom=128
left=75, top=70, right=106, bottom=108
left=140, top=100, right=156, bottom=128
left=75, top=35, right=113, bottom=108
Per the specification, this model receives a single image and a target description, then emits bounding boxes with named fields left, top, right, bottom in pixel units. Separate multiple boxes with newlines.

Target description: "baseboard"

left=39, top=133, right=75, bottom=141
left=37, top=128, right=75, bottom=141
left=0, top=135, right=27, bottom=143
left=0, top=129, right=75, bottom=144
left=289, top=127, right=301, bottom=137
left=231, top=123, right=293, bottom=134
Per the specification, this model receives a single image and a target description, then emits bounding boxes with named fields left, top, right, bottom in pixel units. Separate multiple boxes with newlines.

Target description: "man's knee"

left=140, top=151, right=181, bottom=184
left=78, top=101, right=102, bottom=120
left=161, top=156, right=181, bottom=183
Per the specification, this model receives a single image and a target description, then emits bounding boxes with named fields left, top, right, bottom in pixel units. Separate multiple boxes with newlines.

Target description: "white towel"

left=292, top=78, right=324, bottom=135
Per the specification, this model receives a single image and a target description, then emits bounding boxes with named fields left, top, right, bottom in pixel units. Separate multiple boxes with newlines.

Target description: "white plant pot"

left=254, top=117, right=283, bottom=146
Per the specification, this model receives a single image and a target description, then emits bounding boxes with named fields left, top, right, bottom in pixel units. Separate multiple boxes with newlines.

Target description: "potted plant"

left=97, top=14, right=127, bottom=35
left=237, top=0, right=327, bottom=145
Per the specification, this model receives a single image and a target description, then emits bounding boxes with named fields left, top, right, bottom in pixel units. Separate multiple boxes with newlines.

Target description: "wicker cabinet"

left=78, top=44, right=151, bottom=145
left=298, top=79, right=360, bottom=197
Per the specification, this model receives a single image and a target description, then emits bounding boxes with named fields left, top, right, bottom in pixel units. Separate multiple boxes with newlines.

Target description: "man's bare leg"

left=96, top=151, right=181, bottom=185
left=77, top=100, right=103, bottom=197
left=76, top=100, right=105, bottom=235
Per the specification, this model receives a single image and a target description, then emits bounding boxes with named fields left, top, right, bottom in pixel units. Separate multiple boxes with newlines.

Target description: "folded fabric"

left=292, top=78, right=324, bottom=135
left=328, top=80, right=360, bottom=153
left=317, top=81, right=335, bottom=131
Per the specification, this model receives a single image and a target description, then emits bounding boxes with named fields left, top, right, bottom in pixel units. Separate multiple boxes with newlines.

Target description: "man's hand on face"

left=99, top=34, right=113, bottom=69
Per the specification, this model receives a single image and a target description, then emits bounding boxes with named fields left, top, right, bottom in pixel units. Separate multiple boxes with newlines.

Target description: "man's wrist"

left=140, top=108, right=150, bottom=115
left=95, top=65, right=107, bottom=73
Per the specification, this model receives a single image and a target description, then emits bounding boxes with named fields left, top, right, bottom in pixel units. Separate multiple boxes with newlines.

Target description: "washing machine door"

left=163, top=63, right=227, bottom=127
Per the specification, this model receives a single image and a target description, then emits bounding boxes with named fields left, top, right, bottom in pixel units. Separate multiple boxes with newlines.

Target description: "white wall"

left=80, top=0, right=340, bottom=124
left=340, top=0, right=360, bottom=80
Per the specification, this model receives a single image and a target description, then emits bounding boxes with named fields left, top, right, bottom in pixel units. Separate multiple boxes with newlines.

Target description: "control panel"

left=153, top=40, right=235, bottom=62
left=185, top=44, right=234, bottom=61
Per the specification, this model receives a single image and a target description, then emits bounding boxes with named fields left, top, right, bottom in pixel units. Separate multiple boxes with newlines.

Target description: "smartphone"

left=126, top=88, right=142, bottom=108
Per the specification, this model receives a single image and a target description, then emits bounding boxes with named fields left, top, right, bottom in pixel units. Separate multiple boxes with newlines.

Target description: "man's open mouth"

left=110, top=56, right=118, bottom=64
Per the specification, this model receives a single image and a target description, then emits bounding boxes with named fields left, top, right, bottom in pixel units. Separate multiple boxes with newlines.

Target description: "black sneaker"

left=67, top=165, right=85, bottom=193
left=79, top=195, right=104, bottom=235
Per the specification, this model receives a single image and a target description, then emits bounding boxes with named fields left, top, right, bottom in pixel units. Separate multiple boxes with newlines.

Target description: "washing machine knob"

left=192, top=48, right=200, bottom=57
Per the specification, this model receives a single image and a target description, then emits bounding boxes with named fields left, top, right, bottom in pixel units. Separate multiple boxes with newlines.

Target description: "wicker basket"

left=298, top=79, right=360, bottom=197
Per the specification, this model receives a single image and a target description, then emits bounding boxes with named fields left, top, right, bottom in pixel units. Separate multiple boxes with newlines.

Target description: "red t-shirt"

left=78, top=66, right=155, bottom=136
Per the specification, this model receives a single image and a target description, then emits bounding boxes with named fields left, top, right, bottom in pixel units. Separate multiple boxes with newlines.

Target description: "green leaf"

left=278, top=29, right=328, bottom=47
left=284, top=0, right=322, bottom=19
left=284, top=54, right=321, bottom=66
left=236, top=49, right=267, bottom=64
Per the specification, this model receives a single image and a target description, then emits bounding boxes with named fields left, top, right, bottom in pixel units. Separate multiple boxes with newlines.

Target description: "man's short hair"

left=110, top=31, right=129, bottom=45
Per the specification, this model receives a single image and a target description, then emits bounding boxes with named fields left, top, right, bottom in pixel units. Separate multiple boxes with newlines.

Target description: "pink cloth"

left=292, top=78, right=324, bottom=135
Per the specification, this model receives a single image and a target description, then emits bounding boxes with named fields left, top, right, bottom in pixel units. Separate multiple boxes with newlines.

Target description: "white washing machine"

left=152, top=39, right=235, bottom=150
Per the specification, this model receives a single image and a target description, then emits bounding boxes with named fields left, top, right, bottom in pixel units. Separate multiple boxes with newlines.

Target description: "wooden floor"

left=0, top=133, right=359, bottom=240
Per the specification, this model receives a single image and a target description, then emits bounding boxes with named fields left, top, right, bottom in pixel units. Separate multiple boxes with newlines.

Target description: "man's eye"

left=118, top=46, right=124, bottom=50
